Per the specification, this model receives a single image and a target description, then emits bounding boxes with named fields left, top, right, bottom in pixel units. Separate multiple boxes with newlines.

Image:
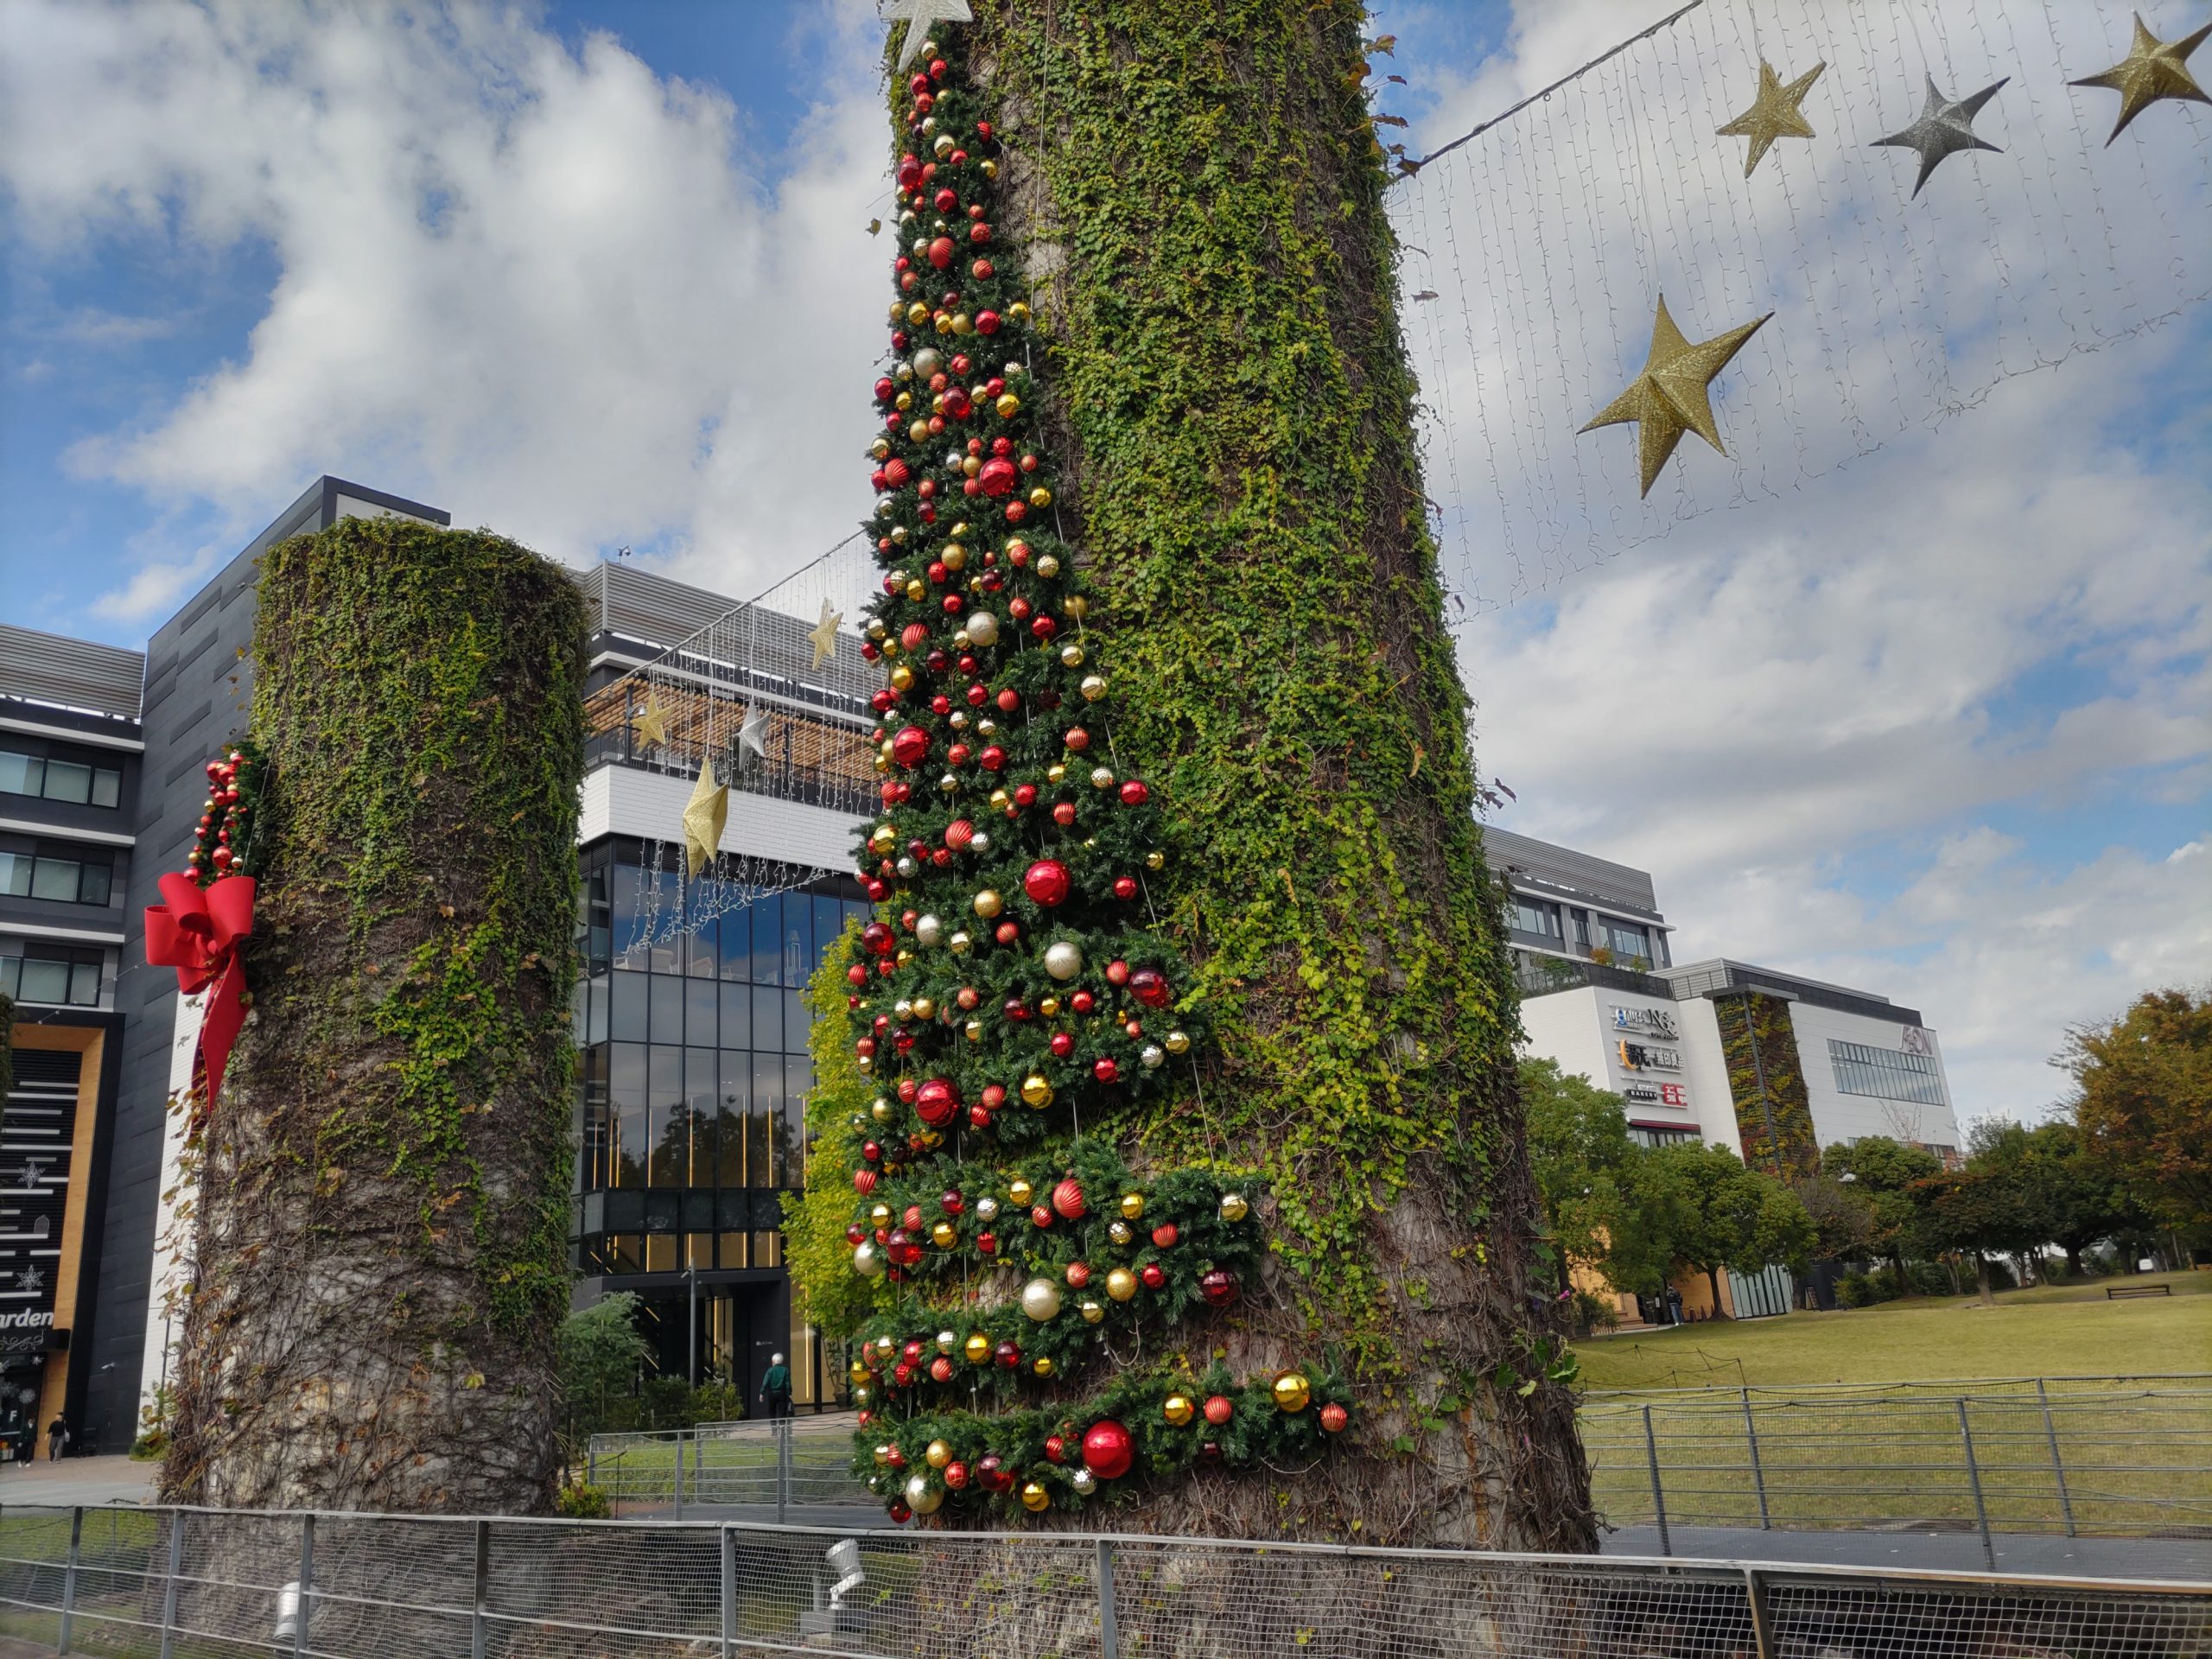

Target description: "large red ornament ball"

left=914, top=1077, right=961, bottom=1127
left=1151, top=1222, right=1179, bottom=1249
left=1128, top=968, right=1171, bottom=1008
left=978, top=456, right=1018, bottom=498
left=1052, top=1177, right=1087, bottom=1221
left=944, top=817, right=976, bottom=851
left=854, top=1169, right=878, bottom=1195
left=1202, top=1395, right=1234, bottom=1427
left=1119, top=779, right=1151, bottom=806
left=1198, top=1268, right=1240, bottom=1308
left=891, top=726, right=931, bottom=768
left=1139, top=1262, right=1166, bottom=1290
left=944, top=1460, right=969, bottom=1490
left=1023, top=859, right=1072, bottom=906
left=1082, top=1420, right=1135, bottom=1480
left=862, top=921, right=896, bottom=957
left=884, top=457, right=911, bottom=488
left=1093, top=1058, right=1120, bottom=1083
left=888, top=1500, right=912, bottom=1524
left=1065, top=1261, right=1091, bottom=1289
left=1319, top=1402, right=1350, bottom=1434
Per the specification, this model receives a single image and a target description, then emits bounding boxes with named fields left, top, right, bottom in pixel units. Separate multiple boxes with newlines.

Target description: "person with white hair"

left=760, top=1351, right=792, bottom=1420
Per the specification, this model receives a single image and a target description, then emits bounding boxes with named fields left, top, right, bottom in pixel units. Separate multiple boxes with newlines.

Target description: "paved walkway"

left=0, top=1453, right=154, bottom=1509
left=1604, top=1522, right=2208, bottom=1582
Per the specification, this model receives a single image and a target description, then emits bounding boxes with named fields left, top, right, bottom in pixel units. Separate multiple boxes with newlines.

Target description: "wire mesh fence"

left=1580, top=1388, right=2212, bottom=1559
left=0, top=1502, right=2203, bottom=1659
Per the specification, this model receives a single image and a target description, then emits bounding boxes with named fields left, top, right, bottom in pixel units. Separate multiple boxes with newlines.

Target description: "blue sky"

left=2, top=0, right=2205, bottom=1126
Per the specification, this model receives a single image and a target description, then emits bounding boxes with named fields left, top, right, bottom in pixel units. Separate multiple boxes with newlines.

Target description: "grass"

left=1572, top=1271, right=2211, bottom=1392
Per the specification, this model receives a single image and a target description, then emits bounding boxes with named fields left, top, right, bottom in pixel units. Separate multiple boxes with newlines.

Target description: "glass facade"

left=1827, top=1038, right=1945, bottom=1107
left=569, top=840, right=868, bottom=1278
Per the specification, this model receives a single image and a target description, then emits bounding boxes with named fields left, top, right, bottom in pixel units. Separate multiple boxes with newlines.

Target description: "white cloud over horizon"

left=2, top=0, right=2205, bottom=1130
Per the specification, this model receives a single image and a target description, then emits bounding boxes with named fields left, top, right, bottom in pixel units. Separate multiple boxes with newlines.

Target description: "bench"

left=2106, top=1282, right=2171, bottom=1300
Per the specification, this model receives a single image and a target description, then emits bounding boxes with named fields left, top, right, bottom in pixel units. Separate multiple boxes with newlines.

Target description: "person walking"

left=1664, top=1285, right=1684, bottom=1327
left=45, top=1416, right=68, bottom=1462
left=759, top=1352, right=791, bottom=1421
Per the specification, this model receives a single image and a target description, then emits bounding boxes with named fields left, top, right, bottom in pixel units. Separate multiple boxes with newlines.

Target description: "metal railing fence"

left=588, top=1420, right=867, bottom=1521
left=0, top=1502, right=2202, bottom=1659
left=1582, top=1387, right=2212, bottom=1566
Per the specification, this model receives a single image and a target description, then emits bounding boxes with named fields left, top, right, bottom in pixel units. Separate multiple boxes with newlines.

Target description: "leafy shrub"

left=553, top=1481, right=611, bottom=1520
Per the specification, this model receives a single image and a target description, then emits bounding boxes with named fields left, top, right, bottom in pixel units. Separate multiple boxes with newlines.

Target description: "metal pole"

left=157, top=1510, right=185, bottom=1659
left=1740, top=1388, right=1770, bottom=1529
left=1743, top=1567, right=1774, bottom=1659
left=2035, top=1379, right=2076, bottom=1538
left=720, top=1524, right=736, bottom=1659
left=675, top=1434, right=686, bottom=1521
left=1955, top=1398, right=1995, bottom=1572
left=587, top=1445, right=597, bottom=1487
left=292, top=1513, right=315, bottom=1659
left=1643, top=1404, right=1671, bottom=1555
left=689, top=1267, right=699, bottom=1390
left=57, top=1506, right=81, bottom=1654
left=778, top=1421, right=791, bottom=1526
left=470, top=1517, right=490, bottom=1659
left=1096, top=1538, right=1119, bottom=1659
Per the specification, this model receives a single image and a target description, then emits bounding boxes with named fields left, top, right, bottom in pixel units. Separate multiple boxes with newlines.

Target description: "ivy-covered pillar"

left=161, top=519, right=584, bottom=1513
left=906, top=1, right=1589, bottom=1548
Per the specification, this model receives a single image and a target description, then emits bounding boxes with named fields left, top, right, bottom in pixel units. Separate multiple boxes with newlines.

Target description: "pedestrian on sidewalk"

left=760, top=1353, right=791, bottom=1421
left=45, top=1417, right=68, bottom=1461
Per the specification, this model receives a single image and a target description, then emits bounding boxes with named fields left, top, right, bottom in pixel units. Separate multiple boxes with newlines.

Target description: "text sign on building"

left=1611, top=1005, right=1679, bottom=1039
left=1617, top=1040, right=1682, bottom=1071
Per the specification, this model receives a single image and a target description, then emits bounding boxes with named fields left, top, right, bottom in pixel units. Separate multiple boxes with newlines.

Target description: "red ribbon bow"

left=144, top=872, right=257, bottom=1112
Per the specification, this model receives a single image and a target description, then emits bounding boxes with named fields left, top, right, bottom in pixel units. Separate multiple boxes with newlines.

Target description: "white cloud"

left=0, top=0, right=892, bottom=601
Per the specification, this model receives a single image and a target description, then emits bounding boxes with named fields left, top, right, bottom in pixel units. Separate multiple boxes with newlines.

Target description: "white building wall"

left=1517, top=983, right=1703, bottom=1142
left=1783, top=1002, right=1961, bottom=1155
left=579, top=766, right=864, bottom=872
left=1672, top=996, right=1742, bottom=1154
left=1516, top=985, right=1609, bottom=1084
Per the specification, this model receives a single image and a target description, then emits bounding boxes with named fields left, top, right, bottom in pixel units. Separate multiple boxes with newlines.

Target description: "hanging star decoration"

left=2071, top=12, right=2210, bottom=143
left=738, top=704, right=772, bottom=763
left=1718, top=58, right=1827, bottom=176
left=883, top=0, right=972, bottom=71
left=1872, top=74, right=2008, bottom=197
left=681, top=759, right=728, bottom=879
left=632, top=690, right=670, bottom=750
left=1580, top=296, right=1772, bottom=498
left=807, top=599, right=843, bottom=670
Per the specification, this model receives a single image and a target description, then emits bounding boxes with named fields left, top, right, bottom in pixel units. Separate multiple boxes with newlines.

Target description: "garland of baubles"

left=837, top=22, right=1346, bottom=1522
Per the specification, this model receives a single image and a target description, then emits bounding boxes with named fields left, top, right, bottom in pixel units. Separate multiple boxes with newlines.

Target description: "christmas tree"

left=817, top=33, right=1348, bottom=1523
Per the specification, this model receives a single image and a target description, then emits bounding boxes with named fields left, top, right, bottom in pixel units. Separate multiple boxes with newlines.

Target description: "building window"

left=1827, top=1038, right=1945, bottom=1107
left=0, top=748, right=123, bottom=809
left=0, top=944, right=104, bottom=1007
left=1628, top=1124, right=1700, bottom=1150
left=1508, top=898, right=1561, bottom=938
left=1601, top=920, right=1650, bottom=964
left=0, top=847, right=114, bottom=906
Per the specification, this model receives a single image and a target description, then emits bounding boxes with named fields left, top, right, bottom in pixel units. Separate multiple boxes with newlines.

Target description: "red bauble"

left=981, top=1084, right=1007, bottom=1110
left=900, top=621, right=931, bottom=650
left=846, top=963, right=869, bottom=987
left=897, top=1078, right=919, bottom=1103
left=1045, top=1434, right=1067, bottom=1464
left=968, top=1103, right=994, bottom=1130
left=927, top=236, right=955, bottom=269
left=979, top=745, right=1007, bottom=772
left=977, top=456, right=1018, bottom=498
left=931, top=1355, right=955, bottom=1383
left=995, top=689, right=1020, bottom=713
left=1052, top=802, right=1077, bottom=827
left=883, top=457, right=911, bottom=487
left=1014, top=783, right=1038, bottom=805
left=1031, top=1204, right=1053, bottom=1229
left=1119, top=779, right=1151, bottom=806
left=944, top=818, right=975, bottom=851
left=891, top=726, right=931, bottom=768
left=1024, top=859, right=1072, bottom=906
left=1105, top=959, right=1130, bottom=986
left=944, top=1460, right=969, bottom=1490
left=1198, top=1268, right=1240, bottom=1308
left=976, top=1230, right=998, bottom=1255
left=1113, top=875, right=1138, bottom=899
left=1049, top=1032, right=1075, bottom=1058
left=1150, top=1222, right=1179, bottom=1249
left=1203, top=1395, right=1234, bottom=1427
left=1081, top=1420, right=1135, bottom=1481
left=1052, top=1177, right=1087, bottom=1221
left=1093, top=1058, right=1120, bottom=1083
left=1065, top=1261, right=1091, bottom=1289
left=914, top=1077, right=960, bottom=1127
left=976, top=308, right=1001, bottom=334
left=845, top=1224, right=867, bottom=1245
left=994, top=1339, right=1021, bottom=1370
left=940, top=1189, right=965, bottom=1215
left=854, top=1169, right=878, bottom=1194
left=888, top=1501, right=912, bottom=1523
left=1139, top=1262, right=1166, bottom=1290
left=1319, top=1402, right=1350, bottom=1434
left=1129, top=968, right=1172, bottom=1008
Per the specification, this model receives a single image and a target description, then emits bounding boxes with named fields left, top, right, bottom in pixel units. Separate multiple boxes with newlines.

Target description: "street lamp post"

left=684, top=1264, right=698, bottom=1390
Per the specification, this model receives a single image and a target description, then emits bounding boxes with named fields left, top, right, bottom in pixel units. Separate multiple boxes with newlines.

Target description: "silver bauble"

left=1141, top=1043, right=1166, bottom=1070
left=897, top=855, right=918, bottom=877
left=975, top=1196, right=1000, bottom=1223
left=1020, top=1277, right=1064, bottom=1322
left=969, top=830, right=991, bottom=853
left=914, top=347, right=943, bottom=377
left=1044, top=940, right=1084, bottom=982
left=936, top=1329, right=958, bottom=1355
left=906, top=1472, right=944, bottom=1515
left=915, top=913, right=944, bottom=947
left=964, top=611, right=1001, bottom=647
left=854, top=1243, right=886, bottom=1278
left=1070, top=1467, right=1097, bottom=1496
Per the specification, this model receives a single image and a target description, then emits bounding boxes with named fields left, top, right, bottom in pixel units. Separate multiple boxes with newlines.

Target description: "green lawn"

left=1573, top=1271, right=2211, bottom=1391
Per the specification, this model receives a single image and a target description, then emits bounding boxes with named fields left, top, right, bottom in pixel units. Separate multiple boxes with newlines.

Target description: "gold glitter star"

left=681, top=760, right=728, bottom=879
left=1718, top=58, right=1827, bottom=176
left=2071, top=12, right=2211, bottom=144
left=807, top=599, right=843, bottom=670
left=632, top=690, right=669, bottom=749
left=1581, top=296, right=1772, bottom=499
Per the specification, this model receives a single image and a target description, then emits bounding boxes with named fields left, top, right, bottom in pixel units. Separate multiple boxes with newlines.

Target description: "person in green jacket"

left=760, top=1352, right=791, bottom=1421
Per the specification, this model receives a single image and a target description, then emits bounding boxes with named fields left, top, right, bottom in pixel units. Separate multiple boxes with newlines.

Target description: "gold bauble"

left=854, top=1384, right=873, bottom=1406
left=963, top=1019, right=984, bottom=1041
left=888, top=300, right=906, bottom=323
left=1162, top=1394, right=1195, bottom=1427
left=988, top=787, right=1010, bottom=810
left=980, top=158, right=1000, bottom=180
left=931, top=1220, right=957, bottom=1247
left=869, top=1203, right=893, bottom=1227
left=1272, top=1371, right=1313, bottom=1414
left=1007, top=1178, right=1034, bottom=1206
left=1079, top=1299, right=1104, bottom=1324
left=1020, top=1073, right=1054, bottom=1109
left=1080, top=674, right=1106, bottom=702
left=896, top=948, right=914, bottom=966
left=912, top=996, right=936, bottom=1020
left=895, top=391, right=912, bottom=412
left=1020, top=1480, right=1051, bottom=1513
left=1031, top=1355, right=1056, bottom=1378
left=1028, top=486, right=1052, bottom=509
left=1119, top=1192, right=1146, bottom=1221
left=1009, top=302, right=1031, bottom=324
left=909, top=419, right=931, bottom=442
left=1046, top=764, right=1067, bottom=785
left=1060, top=643, right=1085, bottom=668
left=1105, top=1266, right=1138, bottom=1302
left=893, top=999, right=913, bottom=1022
left=905, top=579, right=927, bottom=602
left=1107, top=1220, right=1134, bottom=1247
left=889, top=663, right=916, bottom=691
left=995, top=392, right=1020, bottom=418
left=868, top=619, right=889, bottom=641
left=973, top=889, right=1004, bottom=918
left=1037, top=554, right=1061, bottom=579
left=963, top=1333, right=992, bottom=1364
left=849, top=1361, right=873, bottom=1385
left=943, top=543, right=967, bottom=571
left=1218, top=1191, right=1249, bottom=1223
left=925, top=1439, right=953, bottom=1470
left=1039, top=995, right=1061, bottom=1018
left=871, top=1097, right=893, bottom=1122
left=932, top=133, right=956, bottom=158
left=1147, top=852, right=1167, bottom=872
left=951, top=313, right=974, bottom=337
left=871, top=438, right=892, bottom=461
left=1065, top=595, right=1088, bottom=620
left=950, top=930, right=972, bottom=954
left=907, top=302, right=931, bottom=326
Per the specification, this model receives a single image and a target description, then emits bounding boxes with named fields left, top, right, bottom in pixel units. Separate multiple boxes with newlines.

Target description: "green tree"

left=1822, top=1136, right=1942, bottom=1291
left=557, top=1293, right=653, bottom=1454
left=1638, top=1143, right=1815, bottom=1318
left=2065, top=988, right=2212, bottom=1230
left=1915, top=1158, right=2047, bottom=1307
left=1518, top=1059, right=1672, bottom=1300
left=2019, top=1121, right=2148, bottom=1276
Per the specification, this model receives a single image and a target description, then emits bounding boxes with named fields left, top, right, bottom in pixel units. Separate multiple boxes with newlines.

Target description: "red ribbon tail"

left=197, top=952, right=251, bottom=1111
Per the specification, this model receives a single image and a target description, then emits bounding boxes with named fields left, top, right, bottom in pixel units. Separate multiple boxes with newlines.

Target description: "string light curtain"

left=1391, top=0, right=2209, bottom=609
